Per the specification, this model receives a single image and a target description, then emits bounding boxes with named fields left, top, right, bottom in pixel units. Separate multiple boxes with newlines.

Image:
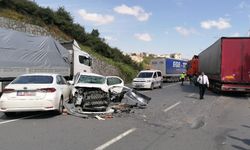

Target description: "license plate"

left=17, top=91, right=36, bottom=96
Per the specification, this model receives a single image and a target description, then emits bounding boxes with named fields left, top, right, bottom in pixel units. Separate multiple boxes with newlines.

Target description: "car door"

left=153, top=72, right=158, bottom=87
left=157, top=71, right=163, bottom=86
left=56, top=75, right=70, bottom=101
left=60, top=76, right=71, bottom=101
left=106, top=76, right=124, bottom=93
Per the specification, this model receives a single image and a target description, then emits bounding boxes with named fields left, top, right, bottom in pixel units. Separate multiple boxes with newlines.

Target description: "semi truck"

left=186, top=55, right=199, bottom=85
left=150, top=58, right=187, bottom=82
left=0, top=28, right=92, bottom=93
left=188, top=37, right=250, bottom=92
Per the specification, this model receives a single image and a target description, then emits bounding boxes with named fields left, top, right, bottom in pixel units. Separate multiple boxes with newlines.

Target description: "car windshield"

left=138, top=72, right=153, bottom=78
left=77, top=75, right=105, bottom=84
left=12, top=75, right=53, bottom=84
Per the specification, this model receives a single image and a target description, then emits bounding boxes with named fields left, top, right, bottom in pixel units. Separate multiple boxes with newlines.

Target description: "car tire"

left=56, top=97, right=64, bottom=115
left=150, top=83, right=154, bottom=90
left=159, top=82, right=162, bottom=88
left=4, top=112, right=16, bottom=117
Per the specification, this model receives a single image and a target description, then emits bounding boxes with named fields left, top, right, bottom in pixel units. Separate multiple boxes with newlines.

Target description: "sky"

left=34, top=0, right=250, bottom=58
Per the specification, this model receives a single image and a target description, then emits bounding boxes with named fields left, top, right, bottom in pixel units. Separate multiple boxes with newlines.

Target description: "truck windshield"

left=77, top=75, right=105, bottom=84
left=12, top=76, right=53, bottom=84
left=138, top=72, right=153, bottom=78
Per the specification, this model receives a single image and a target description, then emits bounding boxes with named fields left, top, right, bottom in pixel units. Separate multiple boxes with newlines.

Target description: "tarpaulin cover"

left=0, top=28, right=70, bottom=77
left=199, top=38, right=222, bottom=79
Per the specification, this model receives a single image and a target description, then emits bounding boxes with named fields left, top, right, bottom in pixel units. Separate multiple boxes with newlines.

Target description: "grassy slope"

left=0, top=8, right=138, bottom=82
left=0, top=8, right=71, bottom=40
left=81, top=45, right=138, bottom=82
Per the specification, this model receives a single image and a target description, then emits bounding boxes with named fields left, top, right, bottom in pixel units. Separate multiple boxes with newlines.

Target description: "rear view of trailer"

left=199, top=37, right=250, bottom=92
left=150, top=58, right=187, bottom=82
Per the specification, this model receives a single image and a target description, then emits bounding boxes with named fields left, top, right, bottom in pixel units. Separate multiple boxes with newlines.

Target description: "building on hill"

left=170, top=53, right=181, bottom=59
left=128, top=52, right=183, bottom=63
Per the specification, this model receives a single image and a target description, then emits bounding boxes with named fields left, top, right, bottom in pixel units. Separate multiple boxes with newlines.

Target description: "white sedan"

left=0, top=73, right=71, bottom=116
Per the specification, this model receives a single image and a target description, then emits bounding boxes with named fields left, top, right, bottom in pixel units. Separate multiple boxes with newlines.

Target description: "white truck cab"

left=61, top=40, right=92, bottom=76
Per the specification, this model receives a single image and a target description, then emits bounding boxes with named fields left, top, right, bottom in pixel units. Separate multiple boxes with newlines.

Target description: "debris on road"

left=95, top=115, right=105, bottom=120
left=190, top=116, right=205, bottom=129
left=111, top=103, right=132, bottom=113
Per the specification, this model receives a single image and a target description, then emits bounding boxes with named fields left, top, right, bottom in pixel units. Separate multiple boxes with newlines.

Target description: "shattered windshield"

left=77, top=75, right=105, bottom=84
left=137, top=72, right=153, bottom=78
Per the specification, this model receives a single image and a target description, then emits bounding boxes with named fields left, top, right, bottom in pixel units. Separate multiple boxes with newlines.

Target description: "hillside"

left=0, top=0, right=142, bottom=82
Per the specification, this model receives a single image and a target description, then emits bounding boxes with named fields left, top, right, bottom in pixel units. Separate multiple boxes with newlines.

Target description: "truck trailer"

left=0, top=28, right=92, bottom=93
left=199, top=37, right=250, bottom=92
left=150, top=58, right=187, bottom=82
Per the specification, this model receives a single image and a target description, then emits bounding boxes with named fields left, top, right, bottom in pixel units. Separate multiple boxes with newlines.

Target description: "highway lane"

left=0, top=82, right=249, bottom=150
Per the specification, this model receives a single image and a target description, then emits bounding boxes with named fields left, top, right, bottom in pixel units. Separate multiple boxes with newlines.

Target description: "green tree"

left=91, top=29, right=100, bottom=37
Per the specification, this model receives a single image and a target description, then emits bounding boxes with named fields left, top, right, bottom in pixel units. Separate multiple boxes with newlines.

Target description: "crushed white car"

left=70, top=72, right=124, bottom=112
left=65, top=72, right=151, bottom=118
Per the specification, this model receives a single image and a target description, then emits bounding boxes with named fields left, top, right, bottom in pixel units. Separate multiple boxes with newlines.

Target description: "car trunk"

left=5, top=84, right=49, bottom=100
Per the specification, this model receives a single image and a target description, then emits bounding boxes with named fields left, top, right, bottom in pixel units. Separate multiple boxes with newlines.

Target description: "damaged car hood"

left=74, top=83, right=108, bottom=92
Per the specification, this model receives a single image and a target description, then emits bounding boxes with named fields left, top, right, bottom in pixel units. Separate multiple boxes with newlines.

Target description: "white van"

left=132, top=70, right=163, bottom=90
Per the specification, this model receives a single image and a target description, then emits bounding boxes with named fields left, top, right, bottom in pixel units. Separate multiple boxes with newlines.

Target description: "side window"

left=79, top=55, right=92, bottom=66
left=107, top=77, right=122, bottom=86
left=153, top=72, right=157, bottom=78
left=56, top=76, right=62, bottom=84
left=157, top=72, right=162, bottom=77
left=60, top=76, right=67, bottom=85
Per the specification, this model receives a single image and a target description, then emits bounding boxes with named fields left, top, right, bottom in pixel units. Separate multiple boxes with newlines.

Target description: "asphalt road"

left=0, top=82, right=249, bottom=150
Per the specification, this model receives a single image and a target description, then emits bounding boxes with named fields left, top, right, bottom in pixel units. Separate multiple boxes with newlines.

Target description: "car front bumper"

left=132, top=82, right=152, bottom=89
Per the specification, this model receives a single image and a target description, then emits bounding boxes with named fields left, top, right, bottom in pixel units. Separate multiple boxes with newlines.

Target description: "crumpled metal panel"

left=73, top=87, right=110, bottom=112
left=65, top=86, right=151, bottom=118
left=110, top=86, right=151, bottom=107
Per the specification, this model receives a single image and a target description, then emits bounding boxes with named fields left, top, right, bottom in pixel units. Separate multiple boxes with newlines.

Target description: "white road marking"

left=0, top=113, right=43, bottom=125
left=163, top=101, right=181, bottom=112
left=163, top=83, right=180, bottom=89
left=94, top=128, right=136, bottom=150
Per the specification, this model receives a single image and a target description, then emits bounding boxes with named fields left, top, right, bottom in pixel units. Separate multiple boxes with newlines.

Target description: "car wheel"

left=4, top=112, right=16, bottom=117
left=150, top=83, right=154, bottom=90
left=159, top=82, right=162, bottom=88
left=56, top=97, right=64, bottom=115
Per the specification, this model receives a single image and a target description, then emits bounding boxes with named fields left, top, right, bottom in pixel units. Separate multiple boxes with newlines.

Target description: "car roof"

left=79, top=72, right=105, bottom=77
left=20, top=73, right=59, bottom=76
left=139, top=70, right=161, bottom=73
